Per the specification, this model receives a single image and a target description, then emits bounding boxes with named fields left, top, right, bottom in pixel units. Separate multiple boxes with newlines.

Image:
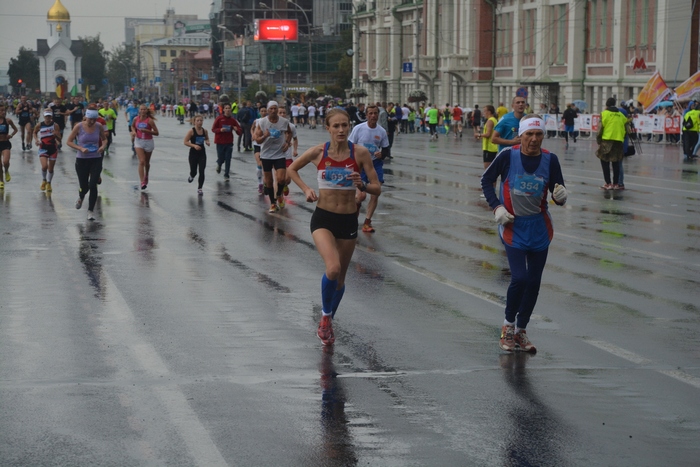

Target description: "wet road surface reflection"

left=319, top=347, right=357, bottom=465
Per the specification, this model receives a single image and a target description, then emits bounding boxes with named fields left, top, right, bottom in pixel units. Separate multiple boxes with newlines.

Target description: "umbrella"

left=656, top=101, right=674, bottom=107
left=572, top=100, right=588, bottom=110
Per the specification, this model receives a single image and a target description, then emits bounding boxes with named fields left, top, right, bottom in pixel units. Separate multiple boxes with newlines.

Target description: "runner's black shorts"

left=0, top=141, right=11, bottom=151
left=261, top=158, right=286, bottom=171
left=310, top=207, right=358, bottom=240
left=483, top=150, right=497, bottom=163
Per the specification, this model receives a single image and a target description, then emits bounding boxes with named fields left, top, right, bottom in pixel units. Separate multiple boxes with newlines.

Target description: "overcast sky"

left=0, top=0, right=212, bottom=70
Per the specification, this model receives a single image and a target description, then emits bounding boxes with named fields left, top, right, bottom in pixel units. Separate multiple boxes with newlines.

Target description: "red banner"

left=665, top=115, right=681, bottom=134
left=254, top=19, right=299, bottom=42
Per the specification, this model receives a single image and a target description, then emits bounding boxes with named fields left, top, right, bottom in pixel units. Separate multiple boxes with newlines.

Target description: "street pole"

left=283, top=35, right=287, bottom=100
left=415, top=18, right=420, bottom=89
left=287, top=0, right=312, bottom=89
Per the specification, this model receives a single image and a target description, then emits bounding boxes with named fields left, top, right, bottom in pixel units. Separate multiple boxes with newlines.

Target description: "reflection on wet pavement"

left=319, top=347, right=356, bottom=465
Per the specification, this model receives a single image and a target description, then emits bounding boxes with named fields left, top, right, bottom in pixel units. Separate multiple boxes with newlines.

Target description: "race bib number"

left=269, top=128, right=281, bottom=139
left=0, top=125, right=6, bottom=133
left=222, top=125, right=231, bottom=132
left=324, top=167, right=353, bottom=187
left=363, top=143, right=378, bottom=155
left=137, top=122, right=148, bottom=129
left=513, top=173, right=545, bottom=198
left=84, top=143, right=99, bottom=153
left=195, top=136, right=205, bottom=145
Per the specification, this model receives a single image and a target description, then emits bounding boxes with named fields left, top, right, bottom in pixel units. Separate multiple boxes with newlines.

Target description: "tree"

left=106, top=44, right=136, bottom=96
left=8, top=47, right=40, bottom=94
left=331, top=29, right=353, bottom=93
left=79, top=35, right=108, bottom=96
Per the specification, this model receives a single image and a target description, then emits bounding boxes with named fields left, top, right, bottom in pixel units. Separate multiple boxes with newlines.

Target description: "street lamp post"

left=286, top=0, right=312, bottom=90
left=218, top=25, right=240, bottom=102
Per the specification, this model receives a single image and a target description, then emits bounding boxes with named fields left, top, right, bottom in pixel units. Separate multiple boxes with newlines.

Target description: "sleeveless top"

left=0, top=118, right=8, bottom=136
left=38, top=122, right=57, bottom=153
left=76, top=122, right=103, bottom=159
left=498, top=146, right=554, bottom=251
left=133, top=116, right=153, bottom=139
left=316, top=142, right=359, bottom=191
left=482, top=116, right=499, bottom=153
left=189, top=127, right=207, bottom=156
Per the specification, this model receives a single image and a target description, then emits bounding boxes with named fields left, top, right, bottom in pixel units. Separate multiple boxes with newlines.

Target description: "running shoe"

left=612, top=184, right=624, bottom=190
left=188, top=176, right=194, bottom=183
left=197, top=189, right=203, bottom=195
left=87, top=211, right=95, bottom=221
left=216, top=164, right=222, bottom=174
left=75, top=197, right=83, bottom=209
left=283, top=185, right=289, bottom=196
left=268, top=204, right=279, bottom=213
left=277, top=196, right=285, bottom=209
left=104, top=149, right=109, bottom=156
left=5, top=171, right=10, bottom=182
left=317, top=315, right=335, bottom=346
left=499, top=324, right=516, bottom=352
left=513, top=330, right=536, bottom=353
left=45, top=182, right=52, bottom=193
left=600, top=184, right=613, bottom=190
left=144, top=175, right=149, bottom=186
left=362, top=220, right=375, bottom=233
left=258, top=183, right=264, bottom=195
left=22, top=142, right=25, bottom=151
left=224, top=175, right=230, bottom=181
left=27, top=142, right=31, bottom=150
left=40, top=180, right=47, bottom=191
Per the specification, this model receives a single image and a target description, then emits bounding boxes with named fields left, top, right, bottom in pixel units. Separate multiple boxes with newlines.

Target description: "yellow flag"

left=85, top=85, right=90, bottom=102
left=56, top=85, right=63, bottom=99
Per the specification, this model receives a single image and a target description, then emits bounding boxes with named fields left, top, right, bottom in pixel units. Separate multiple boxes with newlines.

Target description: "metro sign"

left=631, top=57, right=648, bottom=73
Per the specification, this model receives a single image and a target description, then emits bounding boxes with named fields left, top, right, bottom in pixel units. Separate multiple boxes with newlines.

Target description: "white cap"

left=44, top=110, right=53, bottom=117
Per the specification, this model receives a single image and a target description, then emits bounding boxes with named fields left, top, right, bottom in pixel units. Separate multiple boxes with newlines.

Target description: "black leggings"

left=75, top=157, right=103, bottom=210
left=189, top=153, right=206, bottom=189
left=600, top=159, right=620, bottom=185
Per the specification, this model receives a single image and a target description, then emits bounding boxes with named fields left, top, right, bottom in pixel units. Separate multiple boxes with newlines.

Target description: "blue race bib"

left=324, top=167, right=354, bottom=187
left=195, top=136, right=205, bottom=145
left=84, top=143, right=99, bottom=153
left=513, top=173, right=545, bottom=198
left=269, top=128, right=281, bottom=138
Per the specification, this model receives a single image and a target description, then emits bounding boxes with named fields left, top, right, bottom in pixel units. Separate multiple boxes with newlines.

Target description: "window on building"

left=160, top=62, right=166, bottom=70
left=160, top=50, right=166, bottom=57
left=339, top=2, right=352, bottom=11
left=54, top=60, right=66, bottom=71
left=641, top=0, right=649, bottom=45
left=589, top=0, right=597, bottom=48
left=170, top=50, right=177, bottom=57
left=628, top=0, right=637, bottom=46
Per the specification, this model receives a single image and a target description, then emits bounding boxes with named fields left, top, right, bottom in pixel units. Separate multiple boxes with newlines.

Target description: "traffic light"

left=170, top=67, right=175, bottom=73
left=130, top=87, right=135, bottom=92
left=215, top=85, right=221, bottom=92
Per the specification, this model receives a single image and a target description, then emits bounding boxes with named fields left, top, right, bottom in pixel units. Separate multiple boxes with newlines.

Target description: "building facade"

left=353, top=0, right=699, bottom=112
left=36, top=0, right=83, bottom=96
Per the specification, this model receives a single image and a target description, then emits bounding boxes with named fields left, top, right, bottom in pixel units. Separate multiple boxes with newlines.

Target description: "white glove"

left=553, top=183, right=567, bottom=204
left=494, top=205, right=514, bottom=225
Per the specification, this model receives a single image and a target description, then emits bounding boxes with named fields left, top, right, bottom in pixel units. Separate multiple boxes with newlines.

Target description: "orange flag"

left=637, top=71, right=672, bottom=113
left=674, top=71, right=700, bottom=100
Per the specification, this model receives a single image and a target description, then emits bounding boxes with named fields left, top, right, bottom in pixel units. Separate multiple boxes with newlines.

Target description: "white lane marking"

left=54, top=199, right=230, bottom=467
left=657, top=370, right=700, bottom=390
left=584, top=340, right=653, bottom=365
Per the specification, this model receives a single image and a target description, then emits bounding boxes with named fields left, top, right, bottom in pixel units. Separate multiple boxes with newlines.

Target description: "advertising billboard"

left=254, top=19, right=299, bottom=42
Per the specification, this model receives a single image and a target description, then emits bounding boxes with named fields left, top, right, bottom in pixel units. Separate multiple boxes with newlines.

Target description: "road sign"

left=276, top=85, right=283, bottom=94
left=202, top=74, right=208, bottom=80
left=102, top=78, right=109, bottom=85
left=516, top=87, right=528, bottom=98
left=78, top=78, right=83, bottom=84
left=155, top=77, right=161, bottom=83
left=402, top=62, right=413, bottom=73
left=131, top=77, right=136, bottom=84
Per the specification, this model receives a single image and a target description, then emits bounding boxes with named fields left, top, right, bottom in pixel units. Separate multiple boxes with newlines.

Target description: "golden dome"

left=47, top=0, right=70, bottom=21
left=56, top=24, right=63, bottom=32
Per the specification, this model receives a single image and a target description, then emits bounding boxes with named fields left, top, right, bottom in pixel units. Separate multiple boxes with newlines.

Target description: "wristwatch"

left=359, top=182, right=367, bottom=192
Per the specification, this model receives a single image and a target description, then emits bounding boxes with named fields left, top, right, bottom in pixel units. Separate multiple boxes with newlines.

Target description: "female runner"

left=66, top=105, right=106, bottom=220
left=34, top=111, right=61, bottom=192
left=130, top=104, right=159, bottom=190
left=288, top=109, right=381, bottom=345
left=183, top=114, right=210, bottom=195
left=0, top=104, right=18, bottom=189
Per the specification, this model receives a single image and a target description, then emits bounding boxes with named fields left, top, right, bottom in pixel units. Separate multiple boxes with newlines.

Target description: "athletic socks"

left=331, top=285, right=345, bottom=319
left=321, top=274, right=338, bottom=316
left=42, top=170, right=47, bottom=181
left=46, top=172, right=53, bottom=182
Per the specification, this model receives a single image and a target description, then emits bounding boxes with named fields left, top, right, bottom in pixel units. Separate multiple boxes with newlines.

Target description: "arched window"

left=55, top=60, right=67, bottom=71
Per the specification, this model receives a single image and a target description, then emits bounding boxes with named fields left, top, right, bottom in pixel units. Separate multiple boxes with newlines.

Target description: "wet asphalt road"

left=0, top=116, right=698, bottom=466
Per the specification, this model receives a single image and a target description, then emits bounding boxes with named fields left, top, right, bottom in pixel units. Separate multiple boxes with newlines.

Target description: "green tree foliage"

left=243, top=81, right=275, bottom=103
left=332, top=29, right=353, bottom=93
left=7, top=47, right=40, bottom=93
left=106, top=44, right=136, bottom=95
left=79, top=35, right=108, bottom=95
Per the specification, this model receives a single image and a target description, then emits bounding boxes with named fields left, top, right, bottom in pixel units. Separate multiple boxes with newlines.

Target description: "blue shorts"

left=565, top=125, right=575, bottom=133
left=361, top=158, right=384, bottom=184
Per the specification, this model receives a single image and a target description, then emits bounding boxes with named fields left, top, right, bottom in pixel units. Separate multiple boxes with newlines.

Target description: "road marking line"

left=657, top=370, right=700, bottom=390
left=584, top=340, right=653, bottom=365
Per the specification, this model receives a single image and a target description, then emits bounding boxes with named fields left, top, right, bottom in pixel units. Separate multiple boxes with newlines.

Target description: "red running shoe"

left=317, top=315, right=335, bottom=345
left=513, top=330, right=537, bottom=353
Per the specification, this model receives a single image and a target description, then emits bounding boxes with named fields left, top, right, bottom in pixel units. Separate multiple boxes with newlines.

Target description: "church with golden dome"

left=36, top=0, right=83, bottom=96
